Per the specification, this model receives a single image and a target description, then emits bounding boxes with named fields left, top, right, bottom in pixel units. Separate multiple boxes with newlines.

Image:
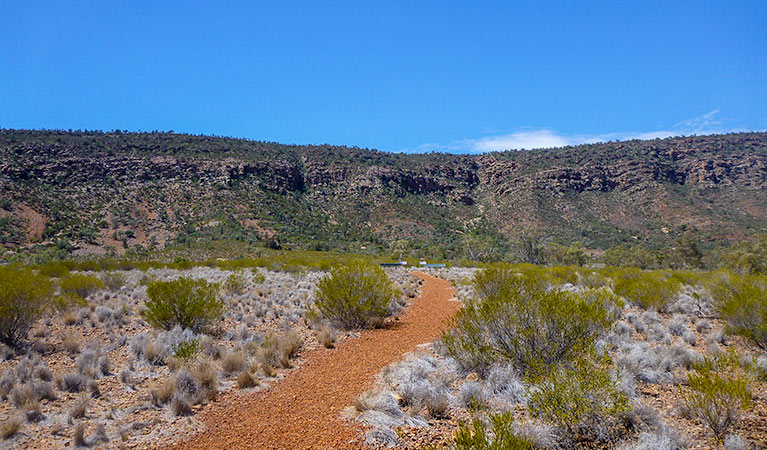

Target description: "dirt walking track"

left=163, top=272, right=459, bottom=450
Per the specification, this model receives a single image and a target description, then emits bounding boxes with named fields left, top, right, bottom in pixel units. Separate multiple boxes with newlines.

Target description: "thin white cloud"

left=675, top=109, right=722, bottom=132
left=409, top=110, right=752, bottom=153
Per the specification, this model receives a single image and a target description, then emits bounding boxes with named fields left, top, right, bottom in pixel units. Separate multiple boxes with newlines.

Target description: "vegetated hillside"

left=0, top=129, right=765, bottom=258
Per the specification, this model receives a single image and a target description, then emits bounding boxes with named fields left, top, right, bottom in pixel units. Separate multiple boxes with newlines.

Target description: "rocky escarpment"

left=0, top=130, right=765, bottom=254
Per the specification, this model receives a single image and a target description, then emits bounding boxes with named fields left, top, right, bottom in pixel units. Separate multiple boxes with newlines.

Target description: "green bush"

left=143, top=278, right=223, bottom=332
left=52, top=293, right=88, bottom=312
left=0, top=267, right=53, bottom=346
left=709, top=272, right=767, bottom=349
left=59, top=274, right=105, bottom=299
left=681, top=350, right=753, bottom=440
left=528, top=349, right=628, bottom=431
left=311, top=263, right=395, bottom=329
left=173, top=338, right=201, bottom=362
left=451, top=412, right=533, bottom=450
left=443, top=268, right=615, bottom=377
left=37, top=261, right=71, bottom=278
left=610, top=269, right=680, bottom=311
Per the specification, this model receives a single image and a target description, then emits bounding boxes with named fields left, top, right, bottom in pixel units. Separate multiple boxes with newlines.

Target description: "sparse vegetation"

left=59, top=273, right=105, bottom=299
left=447, top=412, right=534, bottom=450
left=709, top=272, right=767, bottom=349
left=143, top=277, right=223, bottom=331
left=173, top=338, right=201, bottom=363
left=611, top=269, right=681, bottom=311
left=223, top=271, right=247, bottom=295
left=1, top=416, right=21, bottom=440
left=528, top=350, right=628, bottom=431
left=681, top=351, right=754, bottom=440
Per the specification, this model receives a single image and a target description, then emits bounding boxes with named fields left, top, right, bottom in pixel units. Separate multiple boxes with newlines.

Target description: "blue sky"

left=1, top=1, right=765, bottom=153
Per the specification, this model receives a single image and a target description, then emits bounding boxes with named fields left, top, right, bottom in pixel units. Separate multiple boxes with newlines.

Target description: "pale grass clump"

left=236, top=369, right=258, bottom=389
left=316, top=326, right=336, bottom=348
left=0, top=416, right=21, bottom=439
left=221, top=350, right=247, bottom=375
left=69, top=395, right=90, bottom=419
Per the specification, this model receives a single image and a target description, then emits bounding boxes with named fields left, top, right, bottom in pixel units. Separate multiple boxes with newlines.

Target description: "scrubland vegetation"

left=353, top=263, right=767, bottom=449
left=1, top=240, right=766, bottom=448
left=0, top=258, right=420, bottom=448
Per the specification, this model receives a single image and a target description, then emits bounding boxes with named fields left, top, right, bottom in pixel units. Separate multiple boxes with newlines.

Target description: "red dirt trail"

left=163, top=272, right=459, bottom=450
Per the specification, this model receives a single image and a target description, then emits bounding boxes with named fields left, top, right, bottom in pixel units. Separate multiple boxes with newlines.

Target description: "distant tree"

left=461, top=218, right=509, bottom=262
left=673, top=232, right=704, bottom=269
left=602, top=244, right=659, bottom=269
left=390, top=239, right=410, bottom=260
left=514, top=232, right=546, bottom=265
left=720, top=234, right=767, bottom=275
left=546, top=242, right=589, bottom=266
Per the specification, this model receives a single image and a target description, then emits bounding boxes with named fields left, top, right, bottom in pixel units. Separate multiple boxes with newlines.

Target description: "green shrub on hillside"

left=709, top=272, right=767, bottom=349
left=311, top=263, right=395, bottom=329
left=0, top=267, right=53, bottom=346
left=681, top=351, right=754, bottom=440
left=443, top=268, right=615, bottom=377
left=528, top=349, right=628, bottom=431
left=59, top=274, right=105, bottom=299
left=610, top=269, right=680, bottom=311
left=143, top=278, right=223, bottom=332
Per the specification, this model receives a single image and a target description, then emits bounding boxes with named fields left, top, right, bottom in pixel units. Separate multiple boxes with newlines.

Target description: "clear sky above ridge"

left=1, top=1, right=765, bottom=153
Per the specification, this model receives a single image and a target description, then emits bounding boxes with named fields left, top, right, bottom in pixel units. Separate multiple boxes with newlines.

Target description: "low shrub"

left=173, top=338, right=201, bottom=363
left=316, top=326, right=336, bottom=348
left=221, top=350, right=247, bottom=375
left=191, top=361, right=218, bottom=402
left=611, top=269, right=680, bottom=311
left=73, top=422, right=86, bottom=447
left=52, top=293, right=88, bottom=312
left=0, top=267, right=53, bottom=346
left=143, top=278, right=223, bottom=332
left=236, top=370, right=258, bottom=389
left=709, top=272, right=767, bottom=349
left=37, top=262, right=71, bottom=278
left=451, top=412, right=534, bottom=450
left=256, top=330, right=303, bottom=369
left=150, top=378, right=177, bottom=406
left=223, top=271, right=247, bottom=295
left=680, top=350, right=754, bottom=440
left=59, top=373, right=86, bottom=393
left=69, top=395, right=89, bottom=419
left=528, top=349, right=628, bottom=432
left=443, top=268, right=614, bottom=376
left=59, top=274, right=105, bottom=299
left=1, top=416, right=20, bottom=440
left=100, top=272, right=126, bottom=291
left=312, top=263, right=395, bottom=329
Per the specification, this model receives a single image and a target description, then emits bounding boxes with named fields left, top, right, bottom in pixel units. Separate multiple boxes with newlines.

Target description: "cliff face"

left=1, top=130, right=765, bottom=254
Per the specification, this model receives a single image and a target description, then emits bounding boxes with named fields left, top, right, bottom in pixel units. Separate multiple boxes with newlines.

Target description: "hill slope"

left=1, top=129, right=765, bottom=258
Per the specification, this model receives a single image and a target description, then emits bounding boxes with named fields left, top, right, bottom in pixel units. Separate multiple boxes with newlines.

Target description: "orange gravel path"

left=163, top=272, right=458, bottom=450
